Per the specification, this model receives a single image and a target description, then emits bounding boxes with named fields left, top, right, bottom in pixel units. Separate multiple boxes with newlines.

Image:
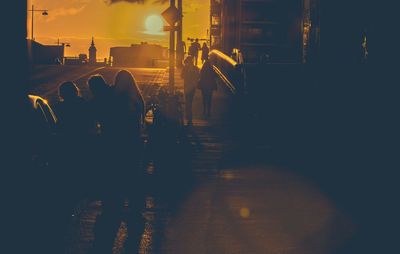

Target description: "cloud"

left=45, top=5, right=87, bottom=21
left=105, top=0, right=168, bottom=4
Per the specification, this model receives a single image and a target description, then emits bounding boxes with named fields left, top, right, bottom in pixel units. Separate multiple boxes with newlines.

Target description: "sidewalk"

left=155, top=68, right=355, bottom=253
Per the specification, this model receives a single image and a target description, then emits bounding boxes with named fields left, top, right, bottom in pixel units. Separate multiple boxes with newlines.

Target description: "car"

left=27, top=94, right=58, bottom=167
left=28, top=95, right=58, bottom=130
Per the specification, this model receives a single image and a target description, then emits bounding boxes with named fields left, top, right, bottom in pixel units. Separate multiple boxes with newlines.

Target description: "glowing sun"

left=145, top=15, right=164, bottom=35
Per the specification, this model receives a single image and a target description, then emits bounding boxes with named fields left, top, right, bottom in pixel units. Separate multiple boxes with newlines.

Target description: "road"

left=29, top=66, right=168, bottom=104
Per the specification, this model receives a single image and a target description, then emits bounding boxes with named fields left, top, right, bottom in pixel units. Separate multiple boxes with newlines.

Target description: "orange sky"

left=28, top=0, right=210, bottom=59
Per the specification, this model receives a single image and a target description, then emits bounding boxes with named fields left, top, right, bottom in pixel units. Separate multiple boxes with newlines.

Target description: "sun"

left=145, top=15, right=164, bottom=35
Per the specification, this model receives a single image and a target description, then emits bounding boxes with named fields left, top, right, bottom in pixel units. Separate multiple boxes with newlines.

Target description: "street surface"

left=30, top=66, right=356, bottom=254
left=30, top=66, right=167, bottom=104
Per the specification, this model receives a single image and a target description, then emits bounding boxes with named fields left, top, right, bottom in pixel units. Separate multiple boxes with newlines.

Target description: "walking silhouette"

left=88, top=71, right=146, bottom=254
left=201, top=42, right=210, bottom=63
left=198, top=60, right=218, bottom=117
left=181, top=56, right=200, bottom=125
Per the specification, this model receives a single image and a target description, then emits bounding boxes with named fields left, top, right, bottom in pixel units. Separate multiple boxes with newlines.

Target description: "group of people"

left=55, top=70, right=144, bottom=150
left=188, top=38, right=210, bottom=66
left=54, top=70, right=146, bottom=254
left=51, top=46, right=217, bottom=251
left=181, top=55, right=217, bottom=125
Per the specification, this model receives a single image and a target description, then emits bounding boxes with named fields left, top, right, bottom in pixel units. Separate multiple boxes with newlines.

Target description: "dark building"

left=303, top=0, right=372, bottom=65
left=89, top=37, right=97, bottom=64
left=211, top=0, right=303, bottom=64
left=210, top=0, right=222, bottom=49
left=64, top=54, right=88, bottom=65
left=27, top=39, right=64, bottom=64
left=109, top=42, right=168, bottom=67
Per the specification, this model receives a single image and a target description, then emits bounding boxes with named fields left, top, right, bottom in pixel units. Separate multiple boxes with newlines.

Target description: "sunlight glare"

left=145, top=15, right=164, bottom=35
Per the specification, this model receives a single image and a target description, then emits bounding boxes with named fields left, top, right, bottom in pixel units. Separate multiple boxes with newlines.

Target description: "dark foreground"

left=27, top=66, right=360, bottom=254
left=7, top=64, right=398, bottom=254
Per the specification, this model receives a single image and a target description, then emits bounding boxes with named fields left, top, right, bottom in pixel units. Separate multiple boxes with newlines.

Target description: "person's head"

left=202, top=42, right=207, bottom=48
left=59, top=81, right=79, bottom=101
left=114, top=70, right=142, bottom=100
left=184, top=56, right=194, bottom=66
left=88, top=74, right=109, bottom=98
left=195, top=39, right=199, bottom=43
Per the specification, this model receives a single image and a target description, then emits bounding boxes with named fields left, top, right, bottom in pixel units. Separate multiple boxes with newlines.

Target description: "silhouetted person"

left=115, top=70, right=146, bottom=253
left=201, top=42, right=210, bottom=63
left=88, top=75, right=114, bottom=136
left=188, top=42, right=196, bottom=64
left=113, top=69, right=145, bottom=142
left=189, top=39, right=201, bottom=66
left=181, top=56, right=200, bottom=125
left=55, top=81, right=92, bottom=136
left=54, top=81, right=94, bottom=194
left=88, top=74, right=123, bottom=254
left=51, top=82, right=94, bottom=253
left=193, top=39, right=201, bottom=65
left=90, top=71, right=146, bottom=254
left=198, top=60, right=218, bottom=117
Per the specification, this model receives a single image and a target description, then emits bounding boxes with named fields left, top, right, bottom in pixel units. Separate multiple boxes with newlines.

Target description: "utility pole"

left=169, top=0, right=176, bottom=88
left=31, top=5, right=34, bottom=40
left=162, top=0, right=179, bottom=88
left=176, top=0, right=183, bottom=68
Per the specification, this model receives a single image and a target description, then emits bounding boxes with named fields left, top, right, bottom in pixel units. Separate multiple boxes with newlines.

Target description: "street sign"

left=162, top=5, right=180, bottom=26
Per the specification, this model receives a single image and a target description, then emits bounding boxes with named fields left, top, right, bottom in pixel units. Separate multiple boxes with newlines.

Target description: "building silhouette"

left=109, top=42, right=168, bottom=67
left=210, top=0, right=303, bottom=63
left=211, top=0, right=372, bottom=65
left=89, top=37, right=97, bottom=64
left=27, top=39, right=64, bottom=64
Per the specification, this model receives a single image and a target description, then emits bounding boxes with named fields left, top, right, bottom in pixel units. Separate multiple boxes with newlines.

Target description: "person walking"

left=192, top=39, right=201, bottom=66
left=181, top=56, right=200, bottom=125
left=201, top=42, right=210, bottom=63
left=198, top=60, right=218, bottom=118
left=112, top=70, right=146, bottom=253
left=88, top=71, right=146, bottom=254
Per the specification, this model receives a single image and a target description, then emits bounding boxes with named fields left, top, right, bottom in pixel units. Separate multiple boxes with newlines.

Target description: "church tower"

left=89, top=37, right=97, bottom=64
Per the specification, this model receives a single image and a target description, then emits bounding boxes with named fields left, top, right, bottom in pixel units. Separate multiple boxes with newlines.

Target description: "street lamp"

left=56, top=39, right=71, bottom=47
left=28, top=5, right=49, bottom=40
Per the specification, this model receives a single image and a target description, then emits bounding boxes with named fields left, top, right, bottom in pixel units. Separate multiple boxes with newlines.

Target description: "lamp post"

left=56, top=38, right=71, bottom=47
left=28, top=5, right=48, bottom=41
left=169, top=0, right=176, bottom=88
left=176, top=0, right=183, bottom=68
